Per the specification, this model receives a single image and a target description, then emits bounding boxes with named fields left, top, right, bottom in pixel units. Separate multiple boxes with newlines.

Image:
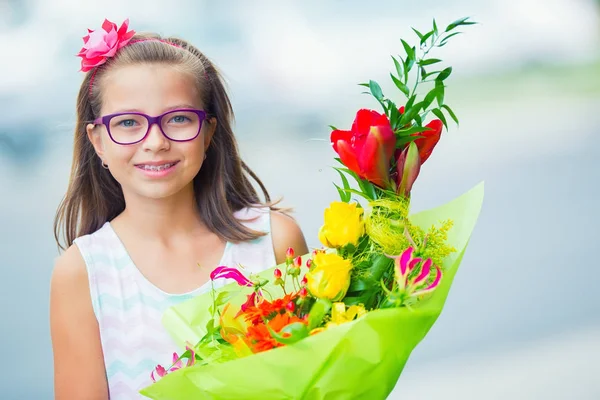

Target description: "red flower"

left=398, top=106, right=442, bottom=164
left=331, top=109, right=396, bottom=189
left=76, top=18, right=136, bottom=72
left=235, top=291, right=258, bottom=319
left=413, top=119, right=442, bottom=164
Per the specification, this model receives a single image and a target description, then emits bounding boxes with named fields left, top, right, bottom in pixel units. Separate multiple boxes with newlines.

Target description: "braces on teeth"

left=141, top=163, right=174, bottom=171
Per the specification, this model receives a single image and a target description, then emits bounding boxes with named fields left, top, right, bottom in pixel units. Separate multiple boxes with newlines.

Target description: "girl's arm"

left=49, top=246, right=109, bottom=400
left=270, top=211, right=310, bottom=264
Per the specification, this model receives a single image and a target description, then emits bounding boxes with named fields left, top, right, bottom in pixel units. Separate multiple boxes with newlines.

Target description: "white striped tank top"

left=74, top=206, right=276, bottom=399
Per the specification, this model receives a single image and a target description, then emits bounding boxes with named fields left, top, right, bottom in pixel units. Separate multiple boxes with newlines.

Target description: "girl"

left=49, top=19, right=308, bottom=400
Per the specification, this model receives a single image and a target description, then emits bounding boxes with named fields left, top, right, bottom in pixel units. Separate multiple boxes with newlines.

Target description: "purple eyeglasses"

left=93, top=108, right=208, bottom=145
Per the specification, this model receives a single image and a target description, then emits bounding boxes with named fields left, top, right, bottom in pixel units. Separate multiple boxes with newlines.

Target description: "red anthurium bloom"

left=331, top=109, right=396, bottom=189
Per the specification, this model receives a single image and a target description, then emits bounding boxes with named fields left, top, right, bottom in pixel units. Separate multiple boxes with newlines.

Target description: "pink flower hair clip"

left=77, top=18, right=136, bottom=72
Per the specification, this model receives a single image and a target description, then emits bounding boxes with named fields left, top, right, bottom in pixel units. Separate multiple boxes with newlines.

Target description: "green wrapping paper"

left=140, top=182, right=484, bottom=399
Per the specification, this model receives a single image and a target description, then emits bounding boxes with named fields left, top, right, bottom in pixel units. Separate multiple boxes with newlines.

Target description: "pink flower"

left=168, top=352, right=183, bottom=372
left=185, top=343, right=196, bottom=367
left=76, top=18, right=136, bottom=72
left=150, top=344, right=196, bottom=383
left=387, top=247, right=442, bottom=300
left=150, top=364, right=167, bottom=383
left=210, top=266, right=253, bottom=287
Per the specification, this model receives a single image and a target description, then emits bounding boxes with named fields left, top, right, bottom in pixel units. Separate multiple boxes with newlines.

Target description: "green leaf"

left=437, top=67, right=452, bottom=81
left=333, top=168, right=377, bottom=200
left=396, top=135, right=418, bottom=148
left=358, top=83, right=370, bottom=88
left=334, top=181, right=351, bottom=202
left=420, top=65, right=427, bottom=80
left=432, top=108, right=448, bottom=129
left=439, top=31, right=462, bottom=47
left=348, top=277, right=371, bottom=292
left=422, top=87, right=439, bottom=110
left=412, top=28, right=424, bottom=40
left=389, top=103, right=402, bottom=130
left=433, top=18, right=438, bottom=36
left=435, top=80, right=445, bottom=106
left=397, top=125, right=432, bottom=136
left=442, top=104, right=459, bottom=125
left=400, top=101, right=424, bottom=125
left=308, top=298, right=332, bottom=330
left=334, top=183, right=349, bottom=202
left=214, top=290, right=236, bottom=307
left=404, top=57, right=415, bottom=77
left=328, top=125, right=338, bottom=131
left=405, top=94, right=416, bottom=112
left=369, top=80, right=384, bottom=100
left=419, top=58, right=442, bottom=66
left=357, top=178, right=377, bottom=200
left=420, top=31, right=434, bottom=46
left=423, top=70, right=442, bottom=79
left=343, top=187, right=374, bottom=201
left=334, top=167, right=352, bottom=191
left=268, top=322, right=309, bottom=345
left=445, top=17, right=476, bottom=32
left=414, top=113, right=423, bottom=127
left=401, top=39, right=415, bottom=59
left=392, top=56, right=404, bottom=78
left=390, top=74, right=410, bottom=97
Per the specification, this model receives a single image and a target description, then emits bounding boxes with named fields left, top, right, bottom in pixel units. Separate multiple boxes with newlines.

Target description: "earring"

left=101, top=160, right=109, bottom=169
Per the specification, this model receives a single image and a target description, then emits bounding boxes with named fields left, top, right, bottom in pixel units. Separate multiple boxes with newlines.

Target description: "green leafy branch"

left=359, top=17, right=477, bottom=142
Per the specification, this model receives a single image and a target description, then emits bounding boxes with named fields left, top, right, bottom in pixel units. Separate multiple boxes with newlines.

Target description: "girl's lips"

left=134, top=160, right=180, bottom=167
left=135, top=161, right=180, bottom=177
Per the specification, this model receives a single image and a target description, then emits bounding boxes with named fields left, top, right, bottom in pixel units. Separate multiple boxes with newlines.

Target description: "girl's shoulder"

left=233, top=205, right=308, bottom=265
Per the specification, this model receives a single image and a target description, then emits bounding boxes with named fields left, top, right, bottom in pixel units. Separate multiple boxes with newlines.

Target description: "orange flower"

left=244, top=313, right=305, bottom=353
left=241, top=293, right=298, bottom=325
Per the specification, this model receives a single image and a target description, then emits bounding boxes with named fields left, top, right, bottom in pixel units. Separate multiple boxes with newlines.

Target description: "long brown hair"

left=54, top=33, right=282, bottom=251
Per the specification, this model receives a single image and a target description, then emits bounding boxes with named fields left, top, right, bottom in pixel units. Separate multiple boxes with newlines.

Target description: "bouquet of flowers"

left=141, top=17, right=482, bottom=400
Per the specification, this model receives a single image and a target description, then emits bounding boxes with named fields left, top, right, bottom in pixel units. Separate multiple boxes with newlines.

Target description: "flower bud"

left=299, top=287, right=308, bottom=298
left=301, top=275, right=308, bottom=286
left=273, top=268, right=282, bottom=279
left=293, top=256, right=302, bottom=268
left=286, top=247, right=295, bottom=260
left=286, top=301, right=296, bottom=312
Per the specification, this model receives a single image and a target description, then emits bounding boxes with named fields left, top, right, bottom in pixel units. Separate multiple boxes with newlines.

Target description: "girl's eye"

left=119, top=119, right=137, bottom=127
left=169, top=115, right=191, bottom=124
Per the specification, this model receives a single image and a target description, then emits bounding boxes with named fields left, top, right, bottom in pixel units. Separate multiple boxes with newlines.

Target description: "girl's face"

left=87, top=63, right=215, bottom=202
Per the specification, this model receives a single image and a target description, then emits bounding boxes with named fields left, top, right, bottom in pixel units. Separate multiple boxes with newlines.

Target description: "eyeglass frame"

left=92, top=108, right=209, bottom=145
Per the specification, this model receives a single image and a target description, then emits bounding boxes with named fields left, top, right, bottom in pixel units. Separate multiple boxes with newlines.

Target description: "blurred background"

left=1, top=0, right=599, bottom=398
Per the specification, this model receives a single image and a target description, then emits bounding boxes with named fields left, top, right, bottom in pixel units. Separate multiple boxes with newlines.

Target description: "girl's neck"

left=115, top=185, right=208, bottom=241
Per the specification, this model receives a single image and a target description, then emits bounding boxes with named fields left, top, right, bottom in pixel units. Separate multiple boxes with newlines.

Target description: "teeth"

left=141, top=163, right=175, bottom=171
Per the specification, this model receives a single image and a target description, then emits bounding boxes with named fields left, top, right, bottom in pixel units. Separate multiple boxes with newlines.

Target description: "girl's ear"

left=86, top=123, right=105, bottom=160
left=204, top=117, right=217, bottom=152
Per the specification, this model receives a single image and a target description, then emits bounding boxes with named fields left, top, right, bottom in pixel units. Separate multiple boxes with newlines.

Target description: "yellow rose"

left=318, top=201, right=365, bottom=249
left=305, top=252, right=353, bottom=301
